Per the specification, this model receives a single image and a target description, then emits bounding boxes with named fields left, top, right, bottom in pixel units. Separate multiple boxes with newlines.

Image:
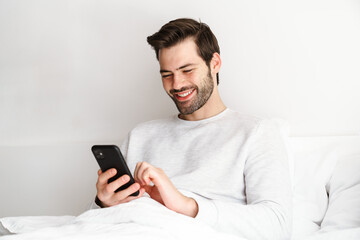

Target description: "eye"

left=183, top=69, right=193, bottom=73
left=161, top=74, right=172, bottom=79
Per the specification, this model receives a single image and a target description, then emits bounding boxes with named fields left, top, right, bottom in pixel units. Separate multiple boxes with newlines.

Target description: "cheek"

left=162, top=79, right=172, bottom=93
left=189, top=73, right=201, bottom=85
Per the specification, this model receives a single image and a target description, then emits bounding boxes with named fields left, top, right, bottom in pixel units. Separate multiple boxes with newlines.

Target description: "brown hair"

left=147, top=18, right=220, bottom=85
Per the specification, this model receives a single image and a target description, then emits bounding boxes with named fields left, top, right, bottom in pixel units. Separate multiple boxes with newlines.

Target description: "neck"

left=178, top=88, right=226, bottom=121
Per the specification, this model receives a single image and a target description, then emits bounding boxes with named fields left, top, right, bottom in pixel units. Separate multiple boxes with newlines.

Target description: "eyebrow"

left=160, top=63, right=195, bottom=73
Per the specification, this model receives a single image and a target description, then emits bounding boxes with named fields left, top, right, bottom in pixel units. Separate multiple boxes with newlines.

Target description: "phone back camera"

left=94, top=150, right=105, bottom=159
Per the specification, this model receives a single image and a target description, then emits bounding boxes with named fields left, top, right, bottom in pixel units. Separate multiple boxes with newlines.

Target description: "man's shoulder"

left=225, top=109, right=263, bottom=128
left=228, top=110, right=289, bottom=138
left=227, top=109, right=260, bottom=121
left=224, top=109, right=287, bottom=135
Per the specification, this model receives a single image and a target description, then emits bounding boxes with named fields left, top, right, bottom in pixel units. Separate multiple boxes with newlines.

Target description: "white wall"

left=0, top=0, right=359, bottom=217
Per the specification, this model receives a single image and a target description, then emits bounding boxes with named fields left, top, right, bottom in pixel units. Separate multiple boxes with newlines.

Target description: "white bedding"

left=0, top=197, right=360, bottom=240
left=1, top=197, right=359, bottom=240
left=294, top=228, right=360, bottom=240
left=0, top=197, right=244, bottom=240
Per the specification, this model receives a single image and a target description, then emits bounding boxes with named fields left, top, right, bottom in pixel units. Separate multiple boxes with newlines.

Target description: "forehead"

left=159, top=38, right=204, bottom=70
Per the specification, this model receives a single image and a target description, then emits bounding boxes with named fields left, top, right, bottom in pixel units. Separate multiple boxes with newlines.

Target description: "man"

left=93, top=18, right=292, bottom=239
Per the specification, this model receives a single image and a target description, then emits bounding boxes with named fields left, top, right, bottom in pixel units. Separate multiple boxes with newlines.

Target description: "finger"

left=112, top=183, right=141, bottom=202
left=98, top=174, right=129, bottom=202
left=142, top=167, right=166, bottom=188
left=141, top=164, right=162, bottom=186
left=135, top=162, right=148, bottom=185
left=97, top=169, right=102, bottom=176
left=119, top=187, right=146, bottom=204
left=98, top=168, right=117, bottom=185
left=137, top=164, right=151, bottom=186
left=134, top=161, right=143, bottom=184
left=138, top=187, right=146, bottom=198
left=106, top=174, right=130, bottom=193
left=141, top=168, right=152, bottom=186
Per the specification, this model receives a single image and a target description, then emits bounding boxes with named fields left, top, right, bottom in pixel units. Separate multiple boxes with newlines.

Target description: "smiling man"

left=158, top=37, right=223, bottom=120
left=93, top=18, right=292, bottom=239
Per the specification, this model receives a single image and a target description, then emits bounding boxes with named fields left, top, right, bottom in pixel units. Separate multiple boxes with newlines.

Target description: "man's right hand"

left=95, top=168, right=145, bottom=208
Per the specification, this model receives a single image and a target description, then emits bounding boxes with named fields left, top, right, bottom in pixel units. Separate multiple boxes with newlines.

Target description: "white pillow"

left=290, top=137, right=339, bottom=238
left=320, top=153, right=360, bottom=232
left=290, top=136, right=360, bottom=238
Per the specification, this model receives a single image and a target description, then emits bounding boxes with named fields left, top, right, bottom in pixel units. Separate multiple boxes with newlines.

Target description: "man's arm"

left=184, top=120, right=293, bottom=240
left=190, top=195, right=292, bottom=240
left=134, top=161, right=199, bottom=217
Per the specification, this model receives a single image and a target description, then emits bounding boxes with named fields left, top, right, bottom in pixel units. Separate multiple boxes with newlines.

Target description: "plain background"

left=0, top=0, right=359, bottom=217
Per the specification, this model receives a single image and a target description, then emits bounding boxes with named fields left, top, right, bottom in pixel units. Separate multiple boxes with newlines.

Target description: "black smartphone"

left=91, top=145, right=139, bottom=197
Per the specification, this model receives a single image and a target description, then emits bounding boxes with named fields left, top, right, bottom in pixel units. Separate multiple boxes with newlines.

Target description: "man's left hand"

left=134, top=161, right=198, bottom=218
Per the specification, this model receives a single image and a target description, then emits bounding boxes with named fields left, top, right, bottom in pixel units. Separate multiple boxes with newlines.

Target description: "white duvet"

left=0, top=197, right=243, bottom=240
left=1, top=197, right=359, bottom=240
left=295, top=228, right=360, bottom=240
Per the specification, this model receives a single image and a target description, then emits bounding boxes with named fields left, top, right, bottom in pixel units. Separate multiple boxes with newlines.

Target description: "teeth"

left=177, top=90, right=193, bottom=97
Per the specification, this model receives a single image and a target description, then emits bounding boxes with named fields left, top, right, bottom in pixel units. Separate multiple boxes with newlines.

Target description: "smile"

left=177, top=89, right=194, bottom=97
left=174, top=89, right=196, bottom=101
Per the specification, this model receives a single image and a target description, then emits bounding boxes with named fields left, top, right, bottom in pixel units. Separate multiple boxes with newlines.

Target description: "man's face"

left=159, top=38, right=215, bottom=115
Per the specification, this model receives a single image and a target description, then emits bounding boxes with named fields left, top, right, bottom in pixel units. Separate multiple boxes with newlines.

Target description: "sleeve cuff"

left=88, top=196, right=102, bottom=209
left=179, top=190, right=218, bottom=227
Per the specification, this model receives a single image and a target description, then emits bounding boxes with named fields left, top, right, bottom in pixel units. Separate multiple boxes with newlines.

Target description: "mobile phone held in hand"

left=91, top=145, right=139, bottom=197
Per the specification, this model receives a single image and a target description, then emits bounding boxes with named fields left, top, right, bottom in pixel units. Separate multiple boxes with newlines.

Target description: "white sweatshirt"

left=94, top=109, right=292, bottom=239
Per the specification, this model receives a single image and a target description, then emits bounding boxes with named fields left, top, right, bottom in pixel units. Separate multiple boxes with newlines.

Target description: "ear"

left=210, top=52, right=221, bottom=75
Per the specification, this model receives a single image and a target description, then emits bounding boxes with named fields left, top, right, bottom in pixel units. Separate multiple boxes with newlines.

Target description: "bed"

left=1, top=135, right=359, bottom=239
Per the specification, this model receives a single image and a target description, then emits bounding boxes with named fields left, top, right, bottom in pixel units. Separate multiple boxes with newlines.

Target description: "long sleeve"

left=184, top=120, right=292, bottom=240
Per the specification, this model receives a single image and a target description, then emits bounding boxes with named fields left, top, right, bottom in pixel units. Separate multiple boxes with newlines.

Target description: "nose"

left=172, top=72, right=184, bottom=90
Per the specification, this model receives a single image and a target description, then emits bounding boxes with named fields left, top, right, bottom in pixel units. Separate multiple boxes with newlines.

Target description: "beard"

left=169, top=68, right=214, bottom=115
